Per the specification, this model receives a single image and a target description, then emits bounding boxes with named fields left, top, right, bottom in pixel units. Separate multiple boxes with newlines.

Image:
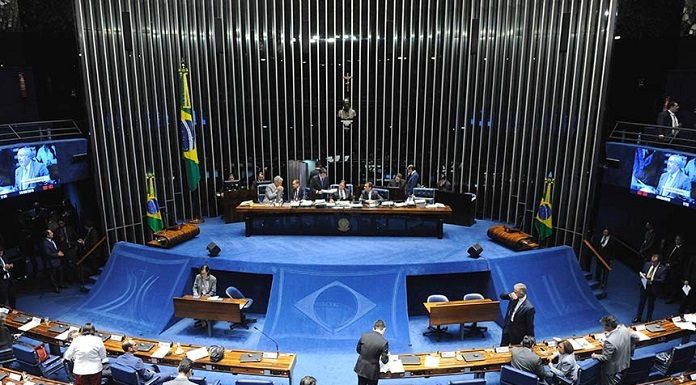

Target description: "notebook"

left=398, top=355, right=420, bottom=365
left=645, top=324, right=665, bottom=333
left=239, top=352, right=262, bottom=363
left=462, top=352, right=486, bottom=362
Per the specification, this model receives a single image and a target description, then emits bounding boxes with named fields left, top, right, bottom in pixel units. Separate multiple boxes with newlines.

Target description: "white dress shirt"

left=510, top=295, right=526, bottom=322
left=64, top=335, right=107, bottom=375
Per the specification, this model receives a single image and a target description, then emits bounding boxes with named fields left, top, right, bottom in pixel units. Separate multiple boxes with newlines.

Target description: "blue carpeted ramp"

left=489, top=246, right=606, bottom=338
left=264, top=265, right=410, bottom=351
left=75, top=243, right=192, bottom=335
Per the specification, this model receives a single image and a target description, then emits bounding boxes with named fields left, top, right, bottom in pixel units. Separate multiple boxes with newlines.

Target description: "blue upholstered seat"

left=12, top=342, right=64, bottom=378
left=621, top=354, right=655, bottom=384
left=499, top=365, right=537, bottom=385
left=190, top=376, right=221, bottom=385
left=576, top=359, right=600, bottom=385
left=111, top=362, right=161, bottom=385
left=649, top=341, right=696, bottom=378
left=449, top=378, right=486, bottom=385
left=235, top=380, right=274, bottom=385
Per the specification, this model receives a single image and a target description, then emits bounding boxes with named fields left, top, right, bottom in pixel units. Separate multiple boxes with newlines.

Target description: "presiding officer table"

left=236, top=204, right=452, bottom=238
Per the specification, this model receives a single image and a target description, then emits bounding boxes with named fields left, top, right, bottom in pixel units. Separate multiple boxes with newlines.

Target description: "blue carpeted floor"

left=13, top=218, right=689, bottom=385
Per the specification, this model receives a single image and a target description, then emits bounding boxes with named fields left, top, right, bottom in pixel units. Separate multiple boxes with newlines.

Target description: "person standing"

left=41, top=228, right=65, bottom=293
left=591, top=315, right=637, bottom=385
left=354, top=319, right=389, bottom=385
left=665, top=235, right=687, bottom=303
left=500, top=283, right=536, bottom=346
left=405, top=165, right=419, bottom=196
left=594, top=228, right=615, bottom=290
left=633, top=254, right=667, bottom=323
left=64, top=323, right=107, bottom=385
left=0, top=245, right=16, bottom=308
left=638, top=222, right=657, bottom=259
left=309, top=168, right=330, bottom=200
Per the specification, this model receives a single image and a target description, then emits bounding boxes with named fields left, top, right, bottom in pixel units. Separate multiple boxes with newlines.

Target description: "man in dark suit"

left=405, top=164, right=419, bottom=196
left=354, top=319, right=389, bottom=385
left=41, top=229, right=65, bottom=293
left=500, top=283, right=535, bottom=346
left=656, top=101, right=680, bottom=138
left=665, top=235, right=688, bottom=303
left=0, top=245, right=16, bottom=309
left=510, top=335, right=547, bottom=381
left=290, top=179, right=306, bottom=202
left=594, top=228, right=615, bottom=290
left=359, top=182, right=384, bottom=202
left=633, top=254, right=667, bottom=323
left=309, top=168, right=330, bottom=200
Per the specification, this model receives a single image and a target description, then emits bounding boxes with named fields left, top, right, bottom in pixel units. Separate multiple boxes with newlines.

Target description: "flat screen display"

left=630, top=147, right=696, bottom=208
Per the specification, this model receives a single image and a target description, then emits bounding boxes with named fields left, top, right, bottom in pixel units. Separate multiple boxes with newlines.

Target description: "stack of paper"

left=569, top=337, right=592, bottom=350
left=19, top=318, right=42, bottom=332
left=633, top=331, right=651, bottom=341
left=206, top=296, right=223, bottom=301
left=186, top=347, right=209, bottom=361
left=424, top=355, right=440, bottom=368
left=152, top=343, right=172, bottom=359
left=673, top=321, right=696, bottom=331
left=379, top=355, right=404, bottom=373
left=593, top=333, right=606, bottom=342
left=684, top=313, right=696, bottom=323
left=394, top=202, right=407, bottom=207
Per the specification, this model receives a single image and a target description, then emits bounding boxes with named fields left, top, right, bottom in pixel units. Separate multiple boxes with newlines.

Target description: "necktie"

left=601, top=236, right=607, bottom=247
left=295, top=189, right=298, bottom=200
left=50, top=239, right=57, bottom=251
left=1, top=257, right=9, bottom=280
left=647, top=265, right=657, bottom=280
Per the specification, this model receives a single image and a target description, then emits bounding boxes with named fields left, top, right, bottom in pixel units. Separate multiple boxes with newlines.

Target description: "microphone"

left=253, top=326, right=279, bottom=359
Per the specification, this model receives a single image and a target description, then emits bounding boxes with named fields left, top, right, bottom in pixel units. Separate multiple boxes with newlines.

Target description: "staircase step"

left=592, top=288, right=607, bottom=299
left=88, top=275, right=100, bottom=283
left=587, top=280, right=601, bottom=290
left=97, top=267, right=104, bottom=273
left=83, top=283, right=94, bottom=292
left=583, top=271, right=593, bottom=281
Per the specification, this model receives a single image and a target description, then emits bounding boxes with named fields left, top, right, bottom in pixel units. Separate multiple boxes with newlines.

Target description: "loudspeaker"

left=122, top=12, right=133, bottom=52
left=467, top=243, right=483, bottom=258
left=207, top=242, right=221, bottom=257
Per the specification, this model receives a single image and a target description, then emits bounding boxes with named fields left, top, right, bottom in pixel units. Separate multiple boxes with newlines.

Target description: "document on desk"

left=685, top=313, right=696, bottom=323
left=674, top=321, right=696, bottom=331
left=206, top=296, right=223, bottom=301
left=152, top=343, right=172, bottom=359
left=593, top=333, right=606, bottom=343
left=569, top=337, right=592, bottom=350
left=633, top=331, right=650, bottom=341
left=186, top=347, right=209, bottom=361
left=56, top=326, right=80, bottom=341
left=380, top=355, right=404, bottom=374
left=424, top=355, right=440, bottom=368
left=18, top=318, right=42, bottom=332
left=320, top=189, right=337, bottom=194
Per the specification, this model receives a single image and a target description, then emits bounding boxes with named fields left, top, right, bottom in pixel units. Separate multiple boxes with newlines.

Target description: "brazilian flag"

left=146, top=173, right=164, bottom=233
left=179, top=64, right=200, bottom=191
left=534, top=175, right=554, bottom=242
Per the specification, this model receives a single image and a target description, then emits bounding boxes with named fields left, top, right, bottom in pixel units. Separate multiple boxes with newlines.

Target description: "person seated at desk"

left=192, top=264, right=216, bottom=328
left=333, top=180, right=351, bottom=201
left=545, top=340, right=579, bottom=384
left=163, top=359, right=196, bottom=385
left=359, top=182, right=384, bottom=202
left=290, top=179, right=306, bottom=202
left=387, top=173, right=405, bottom=189
left=0, top=313, right=20, bottom=350
left=511, top=336, right=548, bottom=383
left=115, top=339, right=169, bottom=385
left=264, top=176, right=284, bottom=203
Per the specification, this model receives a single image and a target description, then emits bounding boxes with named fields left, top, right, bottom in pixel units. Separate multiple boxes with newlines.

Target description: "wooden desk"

left=173, top=295, right=249, bottom=336
left=638, top=370, right=696, bottom=384
left=218, top=189, right=256, bottom=223
left=3, top=309, right=295, bottom=384
left=0, top=367, right=68, bottom=385
left=382, top=318, right=695, bottom=379
left=236, top=204, right=452, bottom=238
left=424, top=299, right=500, bottom=327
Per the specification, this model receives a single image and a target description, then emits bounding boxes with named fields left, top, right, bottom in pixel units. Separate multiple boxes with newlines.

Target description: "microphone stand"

left=253, top=326, right=279, bottom=359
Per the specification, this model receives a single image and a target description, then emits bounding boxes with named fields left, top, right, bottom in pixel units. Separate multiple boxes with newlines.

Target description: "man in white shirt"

left=64, top=323, right=107, bottom=385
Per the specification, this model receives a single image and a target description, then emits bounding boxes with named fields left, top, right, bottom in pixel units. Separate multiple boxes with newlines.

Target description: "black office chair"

left=423, top=294, right=452, bottom=341
left=226, top=286, right=256, bottom=329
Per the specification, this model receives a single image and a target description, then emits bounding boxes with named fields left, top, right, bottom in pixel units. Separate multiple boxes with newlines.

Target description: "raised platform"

left=76, top=218, right=606, bottom=350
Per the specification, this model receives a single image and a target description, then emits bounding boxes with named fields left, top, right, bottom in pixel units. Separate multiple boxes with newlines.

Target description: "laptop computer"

left=137, top=342, right=155, bottom=352
left=398, top=355, right=420, bottom=365
left=13, top=314, right=32, bottom=324
left=462, top=352, right=486, bottom=362
left=48, top=324, right=69, bottom=334
left=645, top=324, right=665, bottom=333
left=239, top=352, right=262, bottom=363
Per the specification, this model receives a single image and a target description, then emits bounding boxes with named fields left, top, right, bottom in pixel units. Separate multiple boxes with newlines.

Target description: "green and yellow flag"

left=179, top=64, right=200, bottom=191
left=146, top=173, right=164, bottom=233
left=534, top=174, right=554, bottom=242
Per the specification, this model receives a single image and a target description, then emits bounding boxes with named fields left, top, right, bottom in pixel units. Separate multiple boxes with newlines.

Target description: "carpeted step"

left=83, top=283, right=94, bottom=291
left=583, top=271, right=593, bottom=281
left=592, top=288, right=607, bottom=299
left=587, top=279, right=601, bottom=290
left=88, top=274, right=100, bottom=283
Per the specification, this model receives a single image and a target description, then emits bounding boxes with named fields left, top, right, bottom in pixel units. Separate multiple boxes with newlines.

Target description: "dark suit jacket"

left=405, top=171, right=419, bottom=195
left=359, top=190, right=384, bottom=202
left=500, top=294, right=535, bottom=343
left=595, top=235, right=615, bottom=262
left=665, top=245, right=688, bottom=270
left=657, top=110, right=673, bottom=128
left=309, top=175, right=330, bottom=199
left=333, top=188, right=351, bottom=201
left=290, top=187, right=306, bottom=201
left=354, top=331, right=389, bottom=381
left=510, top=346, right=546, bottom=379
left=41, top=238, right=62, bottom=268
left=641, top=262, right=667, bottom=291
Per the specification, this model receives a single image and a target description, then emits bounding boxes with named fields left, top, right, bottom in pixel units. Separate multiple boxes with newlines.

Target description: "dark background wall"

left=73, top=0, right=617, bottom=246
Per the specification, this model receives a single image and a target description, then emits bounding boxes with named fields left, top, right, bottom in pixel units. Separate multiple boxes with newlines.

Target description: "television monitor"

left=630, top=147, right=696, bottom=208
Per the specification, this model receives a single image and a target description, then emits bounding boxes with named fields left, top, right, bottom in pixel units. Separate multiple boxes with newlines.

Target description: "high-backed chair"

left=460, top=293, right=488, bottom=338
left=650, top=341, right=696, bottom=379
left=226, top=286, right=256, bottom=329
left=576, top=359, right=600, bottom=385
left=190, top=376, right=221, bottom=385
left=12, top=342, right=64, bottom=378
left=257, top=183, right=272, bottom=202
left=111, top=362, right=163, bottom=385
left=235, top=380, right=274, bottom=385
left=423, top=294, right=451, bottom=341
left=372, top=187, right=389, bottom=201
left=499, top=365, right=537, bottom=385
left=413, top=187, right=436, bottom=203
left=0, top=346, right=15, bottom=367
left=620, top=354, right=655, bottom=385
left=330, top=183, right=354, bottom=199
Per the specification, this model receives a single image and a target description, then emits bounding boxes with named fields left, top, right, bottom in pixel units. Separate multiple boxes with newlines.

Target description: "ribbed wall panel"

left=75, top=0, right=617, bottom=248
